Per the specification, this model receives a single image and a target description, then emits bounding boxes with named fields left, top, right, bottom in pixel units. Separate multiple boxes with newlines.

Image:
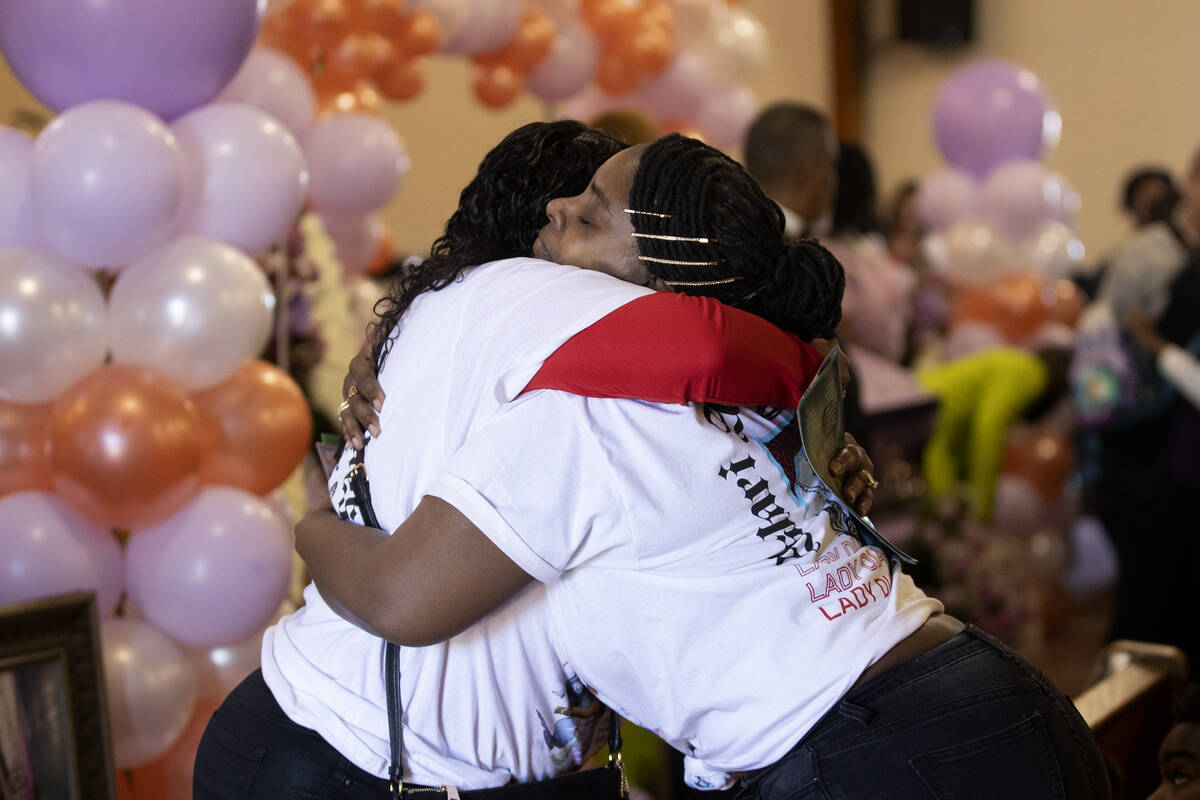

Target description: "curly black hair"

left=369, top=121, right=626, bottom=370
left=628, top=133, right=845, bottom=340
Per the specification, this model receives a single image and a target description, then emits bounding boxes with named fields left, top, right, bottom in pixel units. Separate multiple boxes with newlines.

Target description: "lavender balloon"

left=173, top=103, right=308, bottom=257
left=981, top=160, right=1079, bottom=242
left=0, top=127, right=38, bottom=249
left=0, top=0, right=262, bottom=120
left=916, top=169, right=978, bottom=232
left=125, top=486, right=293, bottom=648
left=32, top=101, right=185, bottom=269
left=108, top=236, right=275, bottom=391
left=216, top=48, right=318, bottom=139
left=305, top=113, right=410, bottom=220
left=696, top=86, right=760, bottom=153
left=932, top=60, right=1060, bottom=179
left=0, top=491, right=123, bottom=617
left=0, top=247, right=108, bottom=404
left=525, top=20, right=599, bottom=103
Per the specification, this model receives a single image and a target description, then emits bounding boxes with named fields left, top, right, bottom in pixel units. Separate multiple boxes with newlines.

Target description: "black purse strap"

left=347, top=446, right=624, bottom=798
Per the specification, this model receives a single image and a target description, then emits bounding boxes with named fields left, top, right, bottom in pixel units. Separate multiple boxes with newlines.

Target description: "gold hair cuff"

left=624, top=208, right=671, bottom=218
left=631, top=233, right=717, bottom=244
left=637, top=255, right=720, bottom=267
left=659, top=276, right=743, bottom=287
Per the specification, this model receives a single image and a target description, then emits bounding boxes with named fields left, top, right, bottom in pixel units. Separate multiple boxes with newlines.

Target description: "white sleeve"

left=424, top=392, right=632, bottom=583
left=463, top=258, right=654, bottom=401
left=1159, top=344, right=1200, bottom=409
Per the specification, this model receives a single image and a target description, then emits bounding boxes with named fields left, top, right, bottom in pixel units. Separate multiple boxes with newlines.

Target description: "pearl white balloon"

left=0, top=247, right=107, bottom=403
left=108, top=236, right=275, bottom=391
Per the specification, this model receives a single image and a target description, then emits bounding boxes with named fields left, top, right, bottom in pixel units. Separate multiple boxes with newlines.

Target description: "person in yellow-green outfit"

left=918, top=345, right=1072, bottom=520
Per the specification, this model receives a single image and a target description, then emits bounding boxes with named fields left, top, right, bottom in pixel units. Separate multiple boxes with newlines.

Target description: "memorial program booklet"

left=794, top=347, right=917, bottom=566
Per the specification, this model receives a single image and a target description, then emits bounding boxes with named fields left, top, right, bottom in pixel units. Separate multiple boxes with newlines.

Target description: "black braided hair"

left=369, top=121, right=626, bottom=371
left=628, top=133, right=845, bottom=340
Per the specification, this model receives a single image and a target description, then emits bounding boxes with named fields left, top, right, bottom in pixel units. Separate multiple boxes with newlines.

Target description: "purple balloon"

left=0, top=127, right=39, bottom=248
left=0, top=0, right=262, bottom=120
left=173, top=103, right=308, bottom=257
left=32, top=101, right=185, bottom=269
left=635, top=52, right=712, bottom=122
left=932, top=60, right=1059, bottom=179
left=0, top=491, right=123, bottom=616
left=305, top=113, right=410, bottom=220
left=916, top=168, right=978, bottom=232
left=125, top=486, right=292, bottom=648
left=216, top=48, right=317, bottom=139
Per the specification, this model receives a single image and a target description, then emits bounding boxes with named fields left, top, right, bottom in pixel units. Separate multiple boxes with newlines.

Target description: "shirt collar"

left=778, top=203, right=806, bottom=240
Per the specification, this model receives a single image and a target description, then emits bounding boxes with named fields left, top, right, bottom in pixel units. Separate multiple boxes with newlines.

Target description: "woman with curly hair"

left=196, top=122, right=848, bottom=798
left=300, top=135, right=1109, bottom=799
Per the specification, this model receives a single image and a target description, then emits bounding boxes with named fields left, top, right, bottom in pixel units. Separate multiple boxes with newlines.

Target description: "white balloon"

left=1019, top=222, right=1085, bottom=282
left=216, top=48, right=318, bottom=139
left=525, top=19, right=600, bottom=102
left=408, top=0, right=469, bottom=45
left=102, top=618, right=197, bottom=769
left=935, top=220, right=1016, bottom=286
left=108, top=236, right=275, bottom=391
left=0, top=247, right=107, bottom=403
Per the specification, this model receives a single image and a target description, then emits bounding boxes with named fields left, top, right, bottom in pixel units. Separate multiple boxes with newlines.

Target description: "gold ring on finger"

left=336, top=399, right=352, bottom=417
left=861, top=471, right=879, bottom=490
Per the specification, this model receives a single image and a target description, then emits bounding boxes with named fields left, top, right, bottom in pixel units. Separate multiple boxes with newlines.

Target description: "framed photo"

left=0, top=591, right=115, bottom=800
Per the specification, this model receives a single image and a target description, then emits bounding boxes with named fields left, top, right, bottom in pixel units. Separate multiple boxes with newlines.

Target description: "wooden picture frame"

left=0, top=591, right=115, bottom=800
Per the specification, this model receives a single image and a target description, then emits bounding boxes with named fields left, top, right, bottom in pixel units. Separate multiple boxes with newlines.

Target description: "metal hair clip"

left=637, top=256, right=721, bottom=267
left=624, top=208, right=672, bottom=219
left=659, top=276, right=743, bottom=287
left=631, top=233, right=717, bottom=244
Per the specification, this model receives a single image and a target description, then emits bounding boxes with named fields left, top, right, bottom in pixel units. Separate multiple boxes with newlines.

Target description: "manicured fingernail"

left=369, top=424, right=380, bottom=438
left=373, top=399, right=384, bottom=411
left=352, top=437, right=363, bottom=450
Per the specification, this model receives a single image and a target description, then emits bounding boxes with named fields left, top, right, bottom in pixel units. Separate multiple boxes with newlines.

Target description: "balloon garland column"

left=0, top=1, right=319, bottom=794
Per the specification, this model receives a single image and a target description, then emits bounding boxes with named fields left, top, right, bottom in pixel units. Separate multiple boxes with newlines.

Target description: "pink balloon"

left=0, top=0, right=262, bottom=120
left=981, top=160, right=1078, bottom=243
left=32, top=101, right=185, bottom=269
left=216, top=48, right=317, bottom=139
left=695, top=86, right=760, bottom=152
left=559, top=87, right=619, bottom=124
left=108, top=236, right=275, bottom=391
left=102, top=617, right=197, bottom=769
left=440, top=0, right=521, bottom=55
left=323, top=213, right=386, bottom=277
left=173, top=103, right=308, bottom=257
left=0, top=491, right=122, bottom=616
left=916, top=169, right=978, bottom=232
left=125, top=486, right=293, bottom=648
left=0, top=127, right=39, bottom=248
left=700, top=7, right=769, bottom=86
left=0, top=247, right=108, bottom=404
left=187, top=630, right=264, bottom=701
left=635, top=52, right=711, bottom=122
left=525, top=20, right=599, bottom=102
left=304, top=113, right=409, bottom=220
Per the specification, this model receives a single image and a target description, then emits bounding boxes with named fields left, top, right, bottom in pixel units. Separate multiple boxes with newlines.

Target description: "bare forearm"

left=295, top=509, right=394, bottom=635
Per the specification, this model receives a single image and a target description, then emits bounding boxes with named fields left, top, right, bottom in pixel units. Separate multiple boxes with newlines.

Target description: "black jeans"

left=194, top=668, right=393, bottom=799
left=738, top=626, right=1110, bottom=800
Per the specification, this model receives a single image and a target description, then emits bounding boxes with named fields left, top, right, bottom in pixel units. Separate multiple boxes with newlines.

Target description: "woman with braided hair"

left=300, top=133, right=1108, bottom=799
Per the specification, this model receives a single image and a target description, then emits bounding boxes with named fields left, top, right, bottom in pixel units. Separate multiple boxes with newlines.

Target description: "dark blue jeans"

left=194, top=668, right=393, bottom=799
left=738, top=626, right=1110, bottom=800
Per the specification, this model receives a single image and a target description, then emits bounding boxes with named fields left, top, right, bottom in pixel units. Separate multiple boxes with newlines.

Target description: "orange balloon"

left=260, top=14, right=322, bottom=70
left=623, top=22, right=674, bottom=74
left=0, top=399, right=51, bottom=497
left=319, top=79, right=384, bottom=115
left=1044, top=278, right=1084, bottom=328
left=191, top=360, right=314, bottom=496
left=659, top=118, right=706, bottom=141
left=48, top=366, right=205, bottom=530
left=473, top=64, right=524, bottom=108
left=376, top=57, right=425, bottom=101
left=128, top=695, right=223, bottom=800
left=392, top=10, right=442, bottom=58
left=581, top=0, right=641, bottom=37
left=362, top=0, right=408, bottom=36
left=596, top=46, right=640, bottom=94
left=306, top=0, right=351, bottom=45
left=1003, top=427, right=1074, bottom=497
left=954, top=274, right=1050, bottom=344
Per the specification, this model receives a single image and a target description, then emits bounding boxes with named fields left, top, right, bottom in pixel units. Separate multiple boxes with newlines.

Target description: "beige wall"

left=862, top=0, right=1198, bottom=259
left=0, top=1, right=830, bottom=257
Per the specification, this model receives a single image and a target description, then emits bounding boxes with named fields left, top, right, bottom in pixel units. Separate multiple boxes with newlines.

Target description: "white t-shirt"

left=261, top=257, right=653, bottom=787
left=428, top=393, right=941, bottom=784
